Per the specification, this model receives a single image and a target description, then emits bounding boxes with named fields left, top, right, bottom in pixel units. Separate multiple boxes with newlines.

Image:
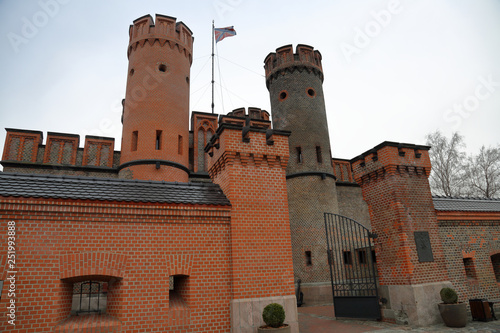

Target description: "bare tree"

left=465, top=145, right=500, bottom=198
left=425, top=131, right=467, bottom=197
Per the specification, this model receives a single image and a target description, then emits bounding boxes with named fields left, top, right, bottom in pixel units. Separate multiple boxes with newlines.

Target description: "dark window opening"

left=178, top=135, right=183, bottom=155
left=491, top=254, right=500, bottom=282
left=358, top=250, right=367, bottom=265
left=316, top=146, right=322, bottom=163
left=307, top=88, right=316, bottom=97
left=343, top=251, right=352, bottom=265
left=327, top=250, right=333, bottom=265
left=158, top=64, right=167, bottom=72
left=169, top=275, right=188, bottom=307
left=155, top=130, right=162, bottom=150
left=296, top=147, right=302, bottom=163
left=305, top=251, right=312, bottom=266
left=129, top=68, right=134, bottom=76
left=131, top=131, right=138, bottom=151
left=463, top=258, right=477, bottom=279
left=279, top=90, right=288, bottom=101
left=72, top=280, right=108, bottom=315
left=371, top=250, right=376, bottom=263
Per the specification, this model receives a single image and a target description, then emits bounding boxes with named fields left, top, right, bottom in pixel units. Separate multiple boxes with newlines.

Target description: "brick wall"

left=207, top=122, right=295, bottom=300
left=0, top=198, right=232, bottom=332
left=436, top=210, right=500, bottom=303
left=336, top=184, right=371, bottom=229
left=352, top=142, right=449, bottom=286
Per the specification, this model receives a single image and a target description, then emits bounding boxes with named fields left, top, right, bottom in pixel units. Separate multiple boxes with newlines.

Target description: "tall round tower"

left=119, top=14, right=193, bottom=182
left=265, top=45, right=339, bottom=291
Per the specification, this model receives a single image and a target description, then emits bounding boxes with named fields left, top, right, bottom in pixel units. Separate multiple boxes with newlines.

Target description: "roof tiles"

left=433, top=195, right=500, bottom=212
left=0, top=172, right=231, bottom=206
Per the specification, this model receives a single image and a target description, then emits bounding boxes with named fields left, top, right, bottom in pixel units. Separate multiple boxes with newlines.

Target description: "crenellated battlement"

left=205, top=107, right=291, bottom=178
left=1, top=128, right=118, bottom=175
left=219, top=107, right=271, bottom=130
left=127, top=14, right=194, bottom=61
left=350, top=141, right=432, bottom=185
left=264, top=44, right=323, bottom=88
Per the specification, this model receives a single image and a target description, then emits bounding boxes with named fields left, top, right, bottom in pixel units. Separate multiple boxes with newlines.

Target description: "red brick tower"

left=119, top=14, right=193, bottom=182
left=206, top=109, right=299, bottom=332
left=351, top=142, right=451, bottom=326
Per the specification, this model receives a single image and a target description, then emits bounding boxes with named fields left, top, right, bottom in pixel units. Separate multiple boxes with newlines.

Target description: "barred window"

left=72, top=280, right=108, bottom=315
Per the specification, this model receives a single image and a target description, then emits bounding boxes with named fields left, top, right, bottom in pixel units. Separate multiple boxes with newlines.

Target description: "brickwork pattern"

left=82, top=137, right=115, bottom=168
left=2, top=129, right=43, bottom=163
left=0, top=198, right=232, bottom=332
left=333, top=159, right=355, bottom=183
left=60, top=252, right=128, bottom=280
left=436, top=210, right=500, bottom=303
left=207, top=125, right=295, bottom=300
left=120, top=15, right=193, bottom=182
left=287, top=176, right=338, bottom=283
left=336, top=184, right=371, bottom=229
left=266, top=45, right=338, bottom=286
left=43, top=133, right=79, bottom=165
left=352, top=144, right=449, bottom=286
left=190, top=113, right=217, bottom=173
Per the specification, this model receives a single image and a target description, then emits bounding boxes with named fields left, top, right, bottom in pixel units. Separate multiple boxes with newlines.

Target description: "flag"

left=214, top=26, right=237, bottom=43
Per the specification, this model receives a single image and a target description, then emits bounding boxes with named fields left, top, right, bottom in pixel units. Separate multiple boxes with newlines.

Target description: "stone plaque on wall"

left=414, top=231, right=434, bottom=262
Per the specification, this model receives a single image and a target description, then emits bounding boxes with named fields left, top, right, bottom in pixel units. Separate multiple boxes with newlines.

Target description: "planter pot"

left=257, top=324, right=291, bottom=332
left=438, top=303, right=467, bottom=327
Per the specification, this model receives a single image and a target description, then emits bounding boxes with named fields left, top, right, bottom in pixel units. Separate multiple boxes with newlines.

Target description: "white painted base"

left=230, top=295, right=299, bottom=333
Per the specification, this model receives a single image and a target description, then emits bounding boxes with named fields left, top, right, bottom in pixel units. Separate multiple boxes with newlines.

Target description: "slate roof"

left=433, top=195, right=500, bottom=212
left=0, top=172, right=231, bottom=206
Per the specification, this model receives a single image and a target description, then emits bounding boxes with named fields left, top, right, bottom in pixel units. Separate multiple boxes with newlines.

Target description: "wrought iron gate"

left=324, top=213, right=381, bottom=319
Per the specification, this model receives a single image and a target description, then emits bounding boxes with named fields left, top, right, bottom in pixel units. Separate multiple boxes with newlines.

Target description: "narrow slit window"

left=131, top=131, right=138, bottom=151
left=297, top=147, right=302, bottom=163
left=327, top=249, right=333, bottom=265
left=155, top=130, right=162, bottom=150
left=316, top=146, right=322, bottom=163
left=178, top=135, right=183, bottom=155
left=491, top=254, right=500, bottom=282
left=305, top=251, right=312, bottom=266
left=358, top=250, right=367, bottom=264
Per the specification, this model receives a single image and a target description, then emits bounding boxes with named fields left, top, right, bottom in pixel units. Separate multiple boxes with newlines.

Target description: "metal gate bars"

left=324, top=213, right=381, bottom=319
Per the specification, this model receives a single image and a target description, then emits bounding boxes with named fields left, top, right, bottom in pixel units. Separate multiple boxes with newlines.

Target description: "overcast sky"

left=1, top=0, right=499, bottom=166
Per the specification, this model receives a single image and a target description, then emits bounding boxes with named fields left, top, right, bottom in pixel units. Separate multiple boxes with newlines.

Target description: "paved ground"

left=298, top=305, right=500, bottom=333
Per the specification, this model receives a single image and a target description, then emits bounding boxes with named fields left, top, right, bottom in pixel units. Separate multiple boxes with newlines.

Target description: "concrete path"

left=298, top=305, right=500, bottom=333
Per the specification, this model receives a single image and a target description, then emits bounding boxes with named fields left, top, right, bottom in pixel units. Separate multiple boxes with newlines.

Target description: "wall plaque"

left=414, top=231, right=434, bottom=262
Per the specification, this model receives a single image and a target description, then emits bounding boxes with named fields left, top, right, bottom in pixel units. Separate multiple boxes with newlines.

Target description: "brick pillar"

left=207, top=110, right=298, bottom=333
left=351, top=142, right=451, bottom=326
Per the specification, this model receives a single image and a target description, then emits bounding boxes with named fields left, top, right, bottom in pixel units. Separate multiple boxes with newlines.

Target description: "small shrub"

left=440, top=287, right=458, bottom=304
left=262, top=303, right=286, bottom=328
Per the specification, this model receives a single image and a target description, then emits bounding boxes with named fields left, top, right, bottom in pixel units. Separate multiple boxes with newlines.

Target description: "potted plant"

left=257, top=303, right=290, bottom=332
left=438, top=287, right=467, bottom=327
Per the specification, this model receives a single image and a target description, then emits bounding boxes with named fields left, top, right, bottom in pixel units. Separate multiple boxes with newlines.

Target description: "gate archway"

left=324, top=213, right=381, bottom=319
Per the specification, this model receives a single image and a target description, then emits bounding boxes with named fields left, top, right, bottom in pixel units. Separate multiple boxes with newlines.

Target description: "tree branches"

left=425, top=131, right=500, bottom=198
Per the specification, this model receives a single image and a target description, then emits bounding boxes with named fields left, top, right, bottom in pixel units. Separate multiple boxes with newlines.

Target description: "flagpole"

left=211, top=20, right=215, bottom=114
